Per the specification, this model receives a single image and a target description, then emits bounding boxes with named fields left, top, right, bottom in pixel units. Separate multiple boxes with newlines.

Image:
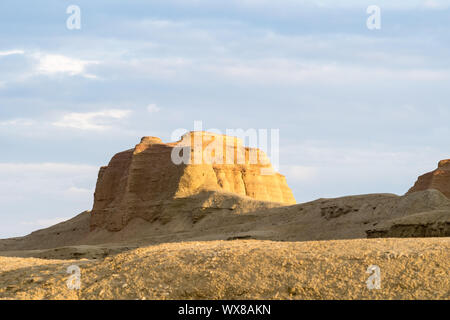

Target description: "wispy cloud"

left=0, top=118, right=35, bottom=126
left=205, top=59, right=450, bottom=85
left=34, top=53, right=99, bottom=78
left=147, top=103, right=161, bottom=113
left=52, top=109, right=131, bottom=130
left=0, top=49, right=24, bottom=56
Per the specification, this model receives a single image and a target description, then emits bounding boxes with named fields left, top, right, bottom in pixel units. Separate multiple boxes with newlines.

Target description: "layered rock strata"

left=407, top=159, right=450, bottom=198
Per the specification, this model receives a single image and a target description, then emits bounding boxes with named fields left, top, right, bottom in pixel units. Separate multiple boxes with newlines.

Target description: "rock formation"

left=407, top=159, right=450, bottom=198
left=366, top=210, right=450, bottom=238
left=90, top=132, right=296, bottom=231
left=3, top=135, right=449, bottom=252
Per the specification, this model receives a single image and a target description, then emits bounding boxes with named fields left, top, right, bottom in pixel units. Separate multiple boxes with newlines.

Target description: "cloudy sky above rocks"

left=1, top=0, right=450, bottom=237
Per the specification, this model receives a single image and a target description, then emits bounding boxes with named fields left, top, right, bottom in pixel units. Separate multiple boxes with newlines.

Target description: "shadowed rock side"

left=366, top=210, right=450, bottom=238
left=407, top=159, right=450, bottom=198
left=366, top=189, right=450, bottom=238
left=90, top=132, right=296, bottom=232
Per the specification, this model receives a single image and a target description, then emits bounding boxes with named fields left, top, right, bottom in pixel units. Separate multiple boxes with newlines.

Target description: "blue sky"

left=1, top=0, right=450, bottom=238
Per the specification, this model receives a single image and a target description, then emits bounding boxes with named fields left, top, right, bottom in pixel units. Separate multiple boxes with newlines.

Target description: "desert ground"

left=0, top=189, right=449, bottom=300
left=1, top=189, right=449, bottom=300
left=0, top=238, right=448, bottom=300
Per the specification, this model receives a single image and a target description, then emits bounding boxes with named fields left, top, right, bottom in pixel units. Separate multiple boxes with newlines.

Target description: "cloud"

left=103, top=57, right=192, bottom=80
left=155, top=0, right=450, bottom=13
left=35, top=53, right=99, bottom=78
left=205, top=58, right=450, bottom=86
left=147, top=103, right=161, bottom=113
left=0, top=50, right=25, bottom=57
left=52, top=109, right=131, bottom=130
left=0, top=118, right=35, bottom=126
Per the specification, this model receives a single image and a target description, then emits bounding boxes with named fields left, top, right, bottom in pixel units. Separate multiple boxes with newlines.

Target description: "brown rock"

left=407, top=159, right=450, bottom=198
left=366, top=209, right=450, bottom=238
left=90, top=132, right=296, bottom=231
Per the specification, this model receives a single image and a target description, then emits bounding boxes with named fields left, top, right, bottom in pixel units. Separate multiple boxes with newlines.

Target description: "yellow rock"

left=91, top=132, right=296, bottom=231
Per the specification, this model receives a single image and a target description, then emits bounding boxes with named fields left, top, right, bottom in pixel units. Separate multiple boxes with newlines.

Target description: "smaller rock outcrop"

left=366, top=210, right=450, bottom=238
left=407, top=159, right=450, bottom=198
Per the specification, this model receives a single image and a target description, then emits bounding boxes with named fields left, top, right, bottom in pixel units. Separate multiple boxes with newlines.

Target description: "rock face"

left=90, top=132, right=296, bottom=231
left=366, top=210, right=450, bottom=238
left=407, top=159, right=450, bottom=198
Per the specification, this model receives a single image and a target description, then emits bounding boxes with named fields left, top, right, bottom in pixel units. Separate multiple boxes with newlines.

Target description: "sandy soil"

left=1, top=238, right=448, bottom=300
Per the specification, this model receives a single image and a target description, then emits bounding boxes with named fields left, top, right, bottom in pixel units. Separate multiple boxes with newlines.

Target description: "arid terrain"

left=1, top=239, right=449, bottom=300
left=0, top=134, right=449, bottom=300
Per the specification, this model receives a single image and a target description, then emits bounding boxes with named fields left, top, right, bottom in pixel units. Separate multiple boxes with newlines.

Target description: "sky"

left=1, top=0, right=449, bottom=238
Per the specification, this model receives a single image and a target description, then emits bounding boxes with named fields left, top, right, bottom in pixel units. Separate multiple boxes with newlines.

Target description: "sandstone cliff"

left=407, top=159, right=450, bottom=198
left=90, top=132, right=296, bottom=231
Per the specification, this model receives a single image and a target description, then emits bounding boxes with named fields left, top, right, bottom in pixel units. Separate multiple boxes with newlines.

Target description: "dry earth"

left=0, top=189, right=448, bottom=300
left=1, top=238, right=449, bottom=300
